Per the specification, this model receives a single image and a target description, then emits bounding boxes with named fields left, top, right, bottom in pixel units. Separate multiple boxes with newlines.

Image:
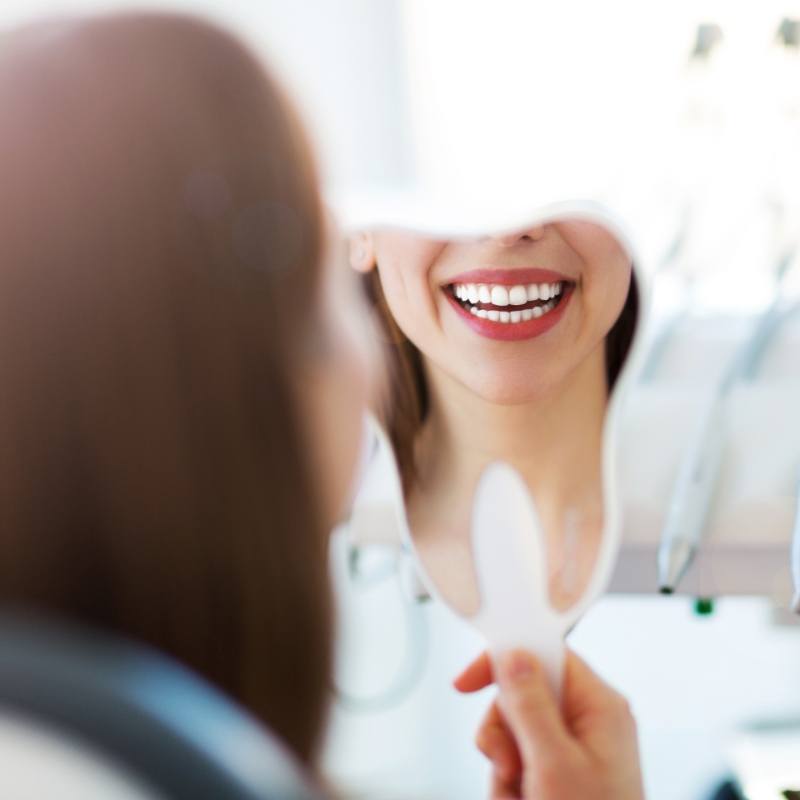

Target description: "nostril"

left=491, top=225, right=546, bottom=247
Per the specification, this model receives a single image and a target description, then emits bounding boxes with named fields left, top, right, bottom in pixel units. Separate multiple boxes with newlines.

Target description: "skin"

left=350, top=222, right=633, bottom=613
left=454, top=648, right=646, bottom=800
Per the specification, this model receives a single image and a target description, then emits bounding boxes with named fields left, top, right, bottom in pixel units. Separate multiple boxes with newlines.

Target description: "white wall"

left=0, top=0, right=415, bottom=196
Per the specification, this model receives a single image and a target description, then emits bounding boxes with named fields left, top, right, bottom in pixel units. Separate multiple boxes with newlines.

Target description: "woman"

left=0, top=11, right=367, bottom=765
left=350, top=223, right=638, bottom=613
left=0, top=11, right=643, bottom=798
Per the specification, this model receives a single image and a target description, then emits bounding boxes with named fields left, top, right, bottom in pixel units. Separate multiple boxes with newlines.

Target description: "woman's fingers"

left=562, top=650, right=635, bottom=739
left=494, top=650, right=573, bottom=770
left=564, top=649, right=616, bottom=709
left=477, top=701, right=524, bottom=799
left=480, top=726, right=520, bottom=787
left=456, top=648, right=627, bottom=723
left=463, top=648, right=645, bottom=800
left=453, top=650, right=493, bottom=693
left=490, top=764, right=522, bottom=799
left=476, top=700, right=522, bottom=777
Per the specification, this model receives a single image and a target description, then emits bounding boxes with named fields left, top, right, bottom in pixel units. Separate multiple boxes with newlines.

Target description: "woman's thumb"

left=495, top=650, right=571, bottom=767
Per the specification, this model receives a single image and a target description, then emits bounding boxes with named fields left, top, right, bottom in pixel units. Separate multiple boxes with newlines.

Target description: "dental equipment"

left=791, top=469, right=800, bottom=615
left=658, top=247, right=797, bottom=593
left=657, top=388, right=726, bottom=593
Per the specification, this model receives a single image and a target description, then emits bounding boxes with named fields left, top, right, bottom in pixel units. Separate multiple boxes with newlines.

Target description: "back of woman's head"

left=0, top=12, right=331, bottom=763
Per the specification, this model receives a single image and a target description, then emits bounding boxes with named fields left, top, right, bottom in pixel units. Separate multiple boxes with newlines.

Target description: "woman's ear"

left=349, top=232, right=376, bottom=273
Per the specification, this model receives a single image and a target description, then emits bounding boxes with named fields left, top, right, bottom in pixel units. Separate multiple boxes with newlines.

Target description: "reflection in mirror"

left=349, top=216, right=640, bottom=618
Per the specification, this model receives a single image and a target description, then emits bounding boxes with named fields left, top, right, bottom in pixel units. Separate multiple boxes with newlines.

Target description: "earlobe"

left=348, top=233, right=376, bottom=273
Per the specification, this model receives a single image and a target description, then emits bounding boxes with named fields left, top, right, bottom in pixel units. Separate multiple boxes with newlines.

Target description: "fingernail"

left=499, top=650, right=535, bottom=683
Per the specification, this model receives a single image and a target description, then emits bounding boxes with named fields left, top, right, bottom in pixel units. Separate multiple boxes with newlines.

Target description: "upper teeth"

left=453, top=282, right=563, bottom=306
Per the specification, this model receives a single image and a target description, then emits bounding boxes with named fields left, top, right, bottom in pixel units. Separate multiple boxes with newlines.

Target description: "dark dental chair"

left=0, top=615, right=322, bottom=800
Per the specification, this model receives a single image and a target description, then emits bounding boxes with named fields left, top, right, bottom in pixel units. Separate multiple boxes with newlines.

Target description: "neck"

left=412, top=345, right=609, bottom=522
left=406, top=345, right=610, bottom=615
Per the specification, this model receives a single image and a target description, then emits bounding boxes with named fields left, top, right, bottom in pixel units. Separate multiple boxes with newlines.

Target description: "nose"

left=487, top=224, right=546, bottom=247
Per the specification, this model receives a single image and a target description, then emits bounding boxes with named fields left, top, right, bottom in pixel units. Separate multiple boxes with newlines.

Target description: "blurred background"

left=4, top=2, right=800, bottom=799
left=8, top=0, right=800, bottom=267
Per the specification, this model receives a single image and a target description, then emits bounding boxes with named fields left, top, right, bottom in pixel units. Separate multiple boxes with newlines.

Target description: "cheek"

left=377, top=263, right=424, bottom=332
left=370, top=235, right=449, bottom=366
left=581, top=260, right=632, bottom=342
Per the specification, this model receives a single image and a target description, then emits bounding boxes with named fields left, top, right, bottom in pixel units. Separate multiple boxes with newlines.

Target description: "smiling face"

left=349, top=217, right=639, bottom=618
left=354, top=220, right=633, bottom=404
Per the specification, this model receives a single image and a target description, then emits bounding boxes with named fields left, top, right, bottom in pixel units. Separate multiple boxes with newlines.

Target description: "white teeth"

left=490, top=286, right=509, bottom=306
left=454, top=281, right=563, bottom=303
left=454, top=280, right=566, bottom=326
left=463, top=301, right=560, bottom=323
left=508, top=285, right=527, bottom=305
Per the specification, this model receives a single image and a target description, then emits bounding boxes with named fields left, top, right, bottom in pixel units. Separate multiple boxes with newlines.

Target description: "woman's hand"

left=454, top=649, right=645, bottom=800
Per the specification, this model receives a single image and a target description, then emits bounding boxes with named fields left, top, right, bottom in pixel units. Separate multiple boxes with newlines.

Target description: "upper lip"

left=442, top=267, right=573, bottom=286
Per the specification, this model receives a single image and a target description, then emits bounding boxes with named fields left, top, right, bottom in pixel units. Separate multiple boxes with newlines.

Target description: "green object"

left=694, top=597, right=715, bottom=616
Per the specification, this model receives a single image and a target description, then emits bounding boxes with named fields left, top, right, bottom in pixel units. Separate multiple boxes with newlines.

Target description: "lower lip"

left=444, top=286, right=574, bottom=342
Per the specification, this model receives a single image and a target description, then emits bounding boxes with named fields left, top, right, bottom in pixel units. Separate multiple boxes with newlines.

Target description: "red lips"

left=445, top=267, right=570, bottom=286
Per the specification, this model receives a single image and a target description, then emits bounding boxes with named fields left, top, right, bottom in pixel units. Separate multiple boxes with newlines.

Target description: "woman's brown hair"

left=366, top=266, right=639, bottom=492
left=0, top=14, right=331, bottom=764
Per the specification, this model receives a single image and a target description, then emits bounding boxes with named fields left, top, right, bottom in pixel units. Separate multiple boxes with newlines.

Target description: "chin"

left=464, top=371, right=558, bottom=406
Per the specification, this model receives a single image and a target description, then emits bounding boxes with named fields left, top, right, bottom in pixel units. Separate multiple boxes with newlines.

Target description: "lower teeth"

left=467, top=299, right=557, bottom=323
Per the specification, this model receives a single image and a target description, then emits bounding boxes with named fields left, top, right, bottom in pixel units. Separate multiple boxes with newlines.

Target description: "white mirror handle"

left=471, top=463, right=566, bottom=694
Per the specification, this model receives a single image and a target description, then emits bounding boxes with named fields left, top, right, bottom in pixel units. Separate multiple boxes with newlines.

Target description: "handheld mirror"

left=347, top=204, right=646, bottom=690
